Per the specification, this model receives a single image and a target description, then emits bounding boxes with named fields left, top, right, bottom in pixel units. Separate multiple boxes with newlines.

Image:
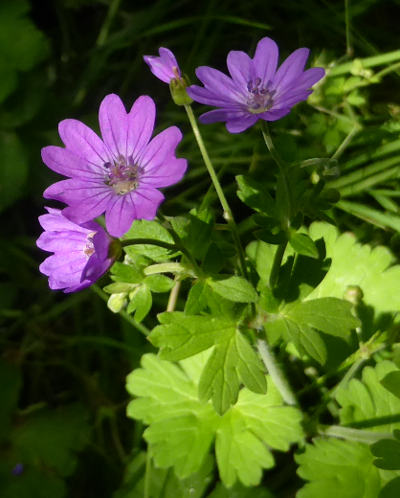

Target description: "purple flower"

left=186, top=36, right=325, bottom=133
left=143, top=47, right=181, bottom=83
left=37, top=207, right=113, bottom=293
left=42, top=94, right=187, bottom=237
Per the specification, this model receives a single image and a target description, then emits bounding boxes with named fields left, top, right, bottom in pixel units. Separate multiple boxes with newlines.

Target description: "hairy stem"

left=257, top=338, right=298, bottom=406
left=184, top=104, right=247, bottom=277
left=319, top=424, right=394, bottom=443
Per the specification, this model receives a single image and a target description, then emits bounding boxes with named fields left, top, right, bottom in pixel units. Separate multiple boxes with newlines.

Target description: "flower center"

left=84, top=232, right=96, bottom=258
left=104, top=155, right=142, bottom=195
left=246, top=78, right=276, bottom=114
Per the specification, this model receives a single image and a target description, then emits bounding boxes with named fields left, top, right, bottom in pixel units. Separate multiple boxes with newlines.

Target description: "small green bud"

left=169, top=73, right=193, bottom=106
left=344, top=285, right=364, bottom=305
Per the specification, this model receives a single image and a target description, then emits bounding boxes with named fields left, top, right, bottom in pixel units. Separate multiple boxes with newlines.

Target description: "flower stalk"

left=184, top=104, right=247, bottom=277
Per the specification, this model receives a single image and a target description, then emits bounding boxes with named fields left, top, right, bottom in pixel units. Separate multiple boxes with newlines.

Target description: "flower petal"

left=260, top=108, right=292, bottom=121
left=227, top=50, right=254, bottom=90
left=139, top=126, right=182, bottom=172
left=253, top=37, right=279, bottom=85
left=195, top=66, right=241, bottom=99
left=225, top=115, right=258, bottom=133
left=105, top=194, right=137, bottom=237
left=273, top=48, right=310, bottom=90
left=99, top=94, right=128, bottom=159
left=127, top=95, right=156, bottom=162
left=44, top=178, right=112, bottom=224
left=38, top=207, right=90, bottom=233
left=41, top=146, right=104, bottom=179
left=58, top=119, right=110, bottom=168
left=37, top=230, right=88, bottom=253
left=143, top=47, right=180, bottom=83
left=140, top=158, right=187, bottom=188
left=130, top=188, right=165, bottom=220
left=187, top=85, right=240, bottom=107
left=294, top=67, right=325, bottom=89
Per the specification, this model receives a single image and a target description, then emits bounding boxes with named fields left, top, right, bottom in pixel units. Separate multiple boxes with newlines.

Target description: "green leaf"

left=208, top=481, right=274, bottom=498
left=286, top=297, right=360, bottom=338
left=150, top=313, right=233, bottom=361
left=307, top=222, right=400, bottom=314
left=208, top=276, right=258, bottom=303
left=371, top=431, right=400, bottom=470
left=184, top=281, right=210, bottom=315
left=114, top=451, right=214, bottom=498
left=144, top=274, right=174, bottom=293
left=381, top=371, right=400, bottom=400
left=246, top=240, right=275, bottom=284
left=150, top=313, right=266, bottom=413
left=379, top=477, right=400, bottom=498
left=289, top=232, right=319, bottom=259
left=335, top=361, right=400, bottom=432
left=236, top=175, right=275, bottom=215
left=296, top=438, right=381, bottom=498
left=267, top=318, right=327, bottom=364
left=123, top=220, right=176, bottom=262
left=127, top=285, right=152, bottom=322
left=110, top=261, right=143, bottom=283
left=127, top=354, right=303, bottom=488
left=170, top=209, right=213, bottom=260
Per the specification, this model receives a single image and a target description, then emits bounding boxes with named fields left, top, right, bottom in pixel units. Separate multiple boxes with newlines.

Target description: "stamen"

left=104, top=155, right=142, bottom=195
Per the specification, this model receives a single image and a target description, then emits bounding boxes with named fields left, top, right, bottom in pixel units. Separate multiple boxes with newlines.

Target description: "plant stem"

left=319, top=424, right=394, bottom=443
left=269, top=241, right=288, bottom=289
left=257, top=338, right=297, bottom=406
left=167, top=277, right=181, bottom=312
left=121, top=238, right=177, bottom=251
left=261, top=121, right=292, bottom=226
left=184, top=104, right=247, bottom=277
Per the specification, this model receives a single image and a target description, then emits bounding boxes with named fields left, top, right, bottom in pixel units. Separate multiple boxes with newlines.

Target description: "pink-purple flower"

left=42, top=94, right=187, bottom=237
left=143, top=47, right=181, bottom=83
left=37, top=208, right=113, bottom=293
left=186, top=36, right=325, bottom=133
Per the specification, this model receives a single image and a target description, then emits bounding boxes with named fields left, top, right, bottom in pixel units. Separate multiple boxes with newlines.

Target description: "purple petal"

left=58, top=119, right=110, bottom=168
left=127, top=96, right=156, bottom=162
left=38, top=207, right=89, bottom=233
left=99, top=94, right=128, bottom=159
left=44, top=178, right=112, bottom=224
left=131, top=188, right=164, bottom=220
left=259, top=108, right=292, bottom=121
left=105, top=194, right=137, bottom=237
left=276, top=89, right=313, bottom=108
left=227, top=50, right=254, bottom=90
left=198, top=109, right=232, bottom=124
left=41, top=146, right=105, bottom=179
left=140, top=158, right=187, bottom=188
left=195, top=66, right=242, bottom=100
left=253, top=37, right=279, bottom=85
left=139, top=126, right=183, bottom=172
left=37, top=230, right=88, bottom=253
left=273, top=48, right=310, bottom=90
left=187, top=85, right=240, bottom=108
left=225, top=115, right=258, bottom=133
left=143, top=47, right=180, bottom=83
left=294, top=67, right=325, bottom=89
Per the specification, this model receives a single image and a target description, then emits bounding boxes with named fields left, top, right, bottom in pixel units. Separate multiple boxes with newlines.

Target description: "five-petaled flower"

left=37, top=207, right=113, bottom=293
left=143, top=47, right=181, bottom=84
left=42, top=94, right=187, bottom=237
left=186, top=36, right=325, bottom=133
